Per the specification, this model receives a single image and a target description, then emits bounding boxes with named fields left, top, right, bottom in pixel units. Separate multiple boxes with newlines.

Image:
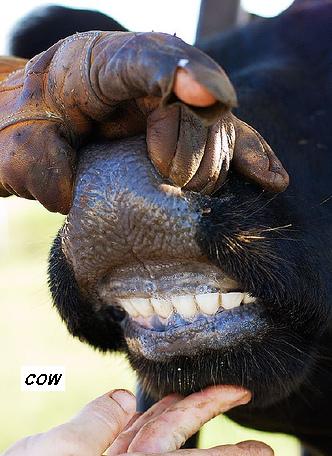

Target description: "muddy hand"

left=0, top=32, right=288, bottom=214
left=0, top=32, right=232, bottom=213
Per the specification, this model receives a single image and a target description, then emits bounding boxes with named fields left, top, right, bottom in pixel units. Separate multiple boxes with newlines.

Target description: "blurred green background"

left=0, top=197, right=300, bottom=454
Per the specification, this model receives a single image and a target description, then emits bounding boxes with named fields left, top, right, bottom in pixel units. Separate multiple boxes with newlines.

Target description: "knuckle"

left=47, top=424, right=82, bottom=454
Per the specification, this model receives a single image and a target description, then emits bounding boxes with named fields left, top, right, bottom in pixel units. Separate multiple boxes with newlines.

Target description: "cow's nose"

left=61, top=135, right=204, bottom=291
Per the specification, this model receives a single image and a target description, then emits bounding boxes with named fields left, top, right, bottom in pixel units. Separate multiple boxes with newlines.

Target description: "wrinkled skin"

left=0, top=29, right=288, bottom=213
left=45, top=1, right=332, bottom=455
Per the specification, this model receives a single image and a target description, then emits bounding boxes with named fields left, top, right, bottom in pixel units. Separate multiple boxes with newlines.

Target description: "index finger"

left=87, top=31, right=237, bottom=123
left=128, top=385, right=251, bottom=453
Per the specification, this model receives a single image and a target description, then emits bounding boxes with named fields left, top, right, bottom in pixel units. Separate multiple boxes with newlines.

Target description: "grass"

left=0, top=197, right=300, bottom=454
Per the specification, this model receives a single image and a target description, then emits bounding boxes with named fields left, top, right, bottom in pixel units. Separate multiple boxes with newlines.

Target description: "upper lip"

left=98, top=259, right=240, bottom=299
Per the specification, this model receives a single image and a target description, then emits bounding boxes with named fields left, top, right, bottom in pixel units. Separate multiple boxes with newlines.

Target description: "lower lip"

left=122, top=302, right=269, bottom=362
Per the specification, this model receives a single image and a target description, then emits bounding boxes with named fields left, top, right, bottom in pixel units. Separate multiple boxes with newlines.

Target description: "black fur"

left=48, top=235, right=125, bottom=352
left=9, top=5, right=127, bottom=59
left=199, top=2, right=332, bottom=451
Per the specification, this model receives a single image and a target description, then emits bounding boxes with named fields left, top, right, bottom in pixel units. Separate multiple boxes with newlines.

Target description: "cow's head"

left=48, top=138, right=326, bottom=409
left=47, top=27, right=328, bottom=408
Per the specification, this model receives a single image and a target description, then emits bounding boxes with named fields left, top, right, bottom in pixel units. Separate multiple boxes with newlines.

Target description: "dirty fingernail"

left=227, top=387, right=251, bottom=400
left=174, top=68, right=217, bottom=107
left=212, top=385, right=252, bottom=403
left=110, top=389, right=136, bottom=414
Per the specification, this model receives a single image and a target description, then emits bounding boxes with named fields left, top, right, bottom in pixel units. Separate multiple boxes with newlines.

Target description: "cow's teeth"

left=243, top=293, right=256, bottom=304
left=129, top=298, right=154, bottom=317
left=171, top=294, right=197, bottom=317
left=222, top=292, right=244, bottom=309
left=118, top=290, right=256, bottom=319
left=195, top=292, right=220, bottom=315
left=120, top=299, right=139, bottom=317
left=150, top=298, right=173, bottom=318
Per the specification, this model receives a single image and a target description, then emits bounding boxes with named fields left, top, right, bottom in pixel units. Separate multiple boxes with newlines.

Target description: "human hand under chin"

left=3, top=385, right=273, bottom=456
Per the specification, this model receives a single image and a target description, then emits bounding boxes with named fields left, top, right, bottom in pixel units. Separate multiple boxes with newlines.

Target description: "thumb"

left=0, top=121, right=75, bottom=214
left=45, top=389, right=136, bottom=455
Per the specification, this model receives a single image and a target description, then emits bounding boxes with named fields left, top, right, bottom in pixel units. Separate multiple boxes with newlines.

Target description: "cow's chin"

left=126, top=325, right=313, bottom=408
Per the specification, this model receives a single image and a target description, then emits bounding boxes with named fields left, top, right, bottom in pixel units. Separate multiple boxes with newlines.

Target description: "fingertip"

left=236, top=440, right=274, bottom=455
left=202, top=384, right=251, bottom=401
left=109, top=389, right=137, bottom=415
left=35, top=178, right=73, bottom=214
left=270, top=169, right=290, bottom=193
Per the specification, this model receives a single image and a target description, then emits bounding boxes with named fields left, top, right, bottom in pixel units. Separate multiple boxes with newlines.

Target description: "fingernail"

left=110, top=389, right=136, bottom=414
left=228, top=388, right=251, bottom=401
left=235, top=391, right=251, bottom=406
left=212, top=385, right=251, bottom=404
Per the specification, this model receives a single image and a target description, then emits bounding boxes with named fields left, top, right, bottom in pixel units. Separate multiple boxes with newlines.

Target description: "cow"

left=4, top=1, right=332, bottom=455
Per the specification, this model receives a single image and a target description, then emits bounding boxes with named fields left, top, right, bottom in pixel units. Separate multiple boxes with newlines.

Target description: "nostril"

left=201, top=207, right=212, bottom=216
left=111, top=306, right=126, bottom=323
